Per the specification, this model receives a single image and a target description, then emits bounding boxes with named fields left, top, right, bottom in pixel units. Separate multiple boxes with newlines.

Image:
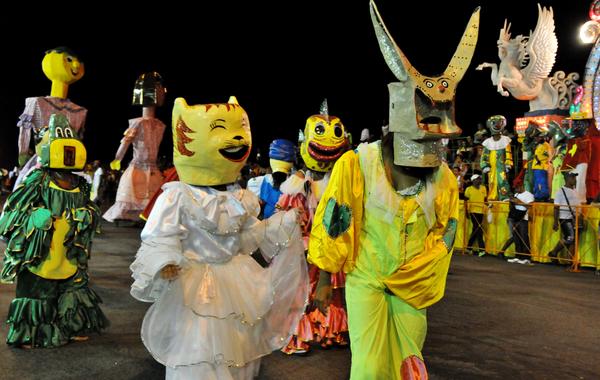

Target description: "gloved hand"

left=482, top=167, right=491, bottom=174
left=110, top=159, right=121, bottom=171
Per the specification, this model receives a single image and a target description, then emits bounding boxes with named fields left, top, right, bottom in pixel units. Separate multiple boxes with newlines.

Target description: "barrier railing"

left=455, top=200, right=600, bottom=271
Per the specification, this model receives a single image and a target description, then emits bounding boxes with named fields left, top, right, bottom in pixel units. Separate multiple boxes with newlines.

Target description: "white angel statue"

left=476, top=4, right=579, bottom=112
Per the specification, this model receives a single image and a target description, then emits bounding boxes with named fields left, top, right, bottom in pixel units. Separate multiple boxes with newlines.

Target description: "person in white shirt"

left=548, top=171, right=583, bottom=261
left=506, top=181, right=535, bottom=264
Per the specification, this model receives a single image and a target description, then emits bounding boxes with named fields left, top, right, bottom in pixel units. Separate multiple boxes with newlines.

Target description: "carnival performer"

left=561, top=117, right=592, bottom=202
left=279, top=99, right=350, bottom=354
left=548, top=121, right=569, bottom=199
left=480, top=115, right=513, bottom=201
left=103, top=72, right=166, bottom=222
left=0, top=114, right=109, bottom=348
left=259, top=139, right=296, bottom=219
left=531, top=131, right=551, bottom=201
left=14, top=47, right=87, bottom=189
left=130, top=97, right=308, bottom=380
left=308, top=2, right=477, bottom=378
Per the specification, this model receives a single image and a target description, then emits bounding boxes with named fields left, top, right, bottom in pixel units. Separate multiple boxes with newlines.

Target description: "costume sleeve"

left=114, top=120, right=139, bottom=162
left=383, top=164, right=459, bottom=309
left=505, top=143, right=513, bottom=168
left=130, top=185, right=186, bottom=302
left=480, top=147, right=490, bottom=170
left=308, top=150, right=364, bottom=273
left=17, top=98, right=39, bottom=155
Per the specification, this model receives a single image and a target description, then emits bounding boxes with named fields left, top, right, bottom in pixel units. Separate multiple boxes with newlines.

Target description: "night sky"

left=0, top=0, right=592, bottom=169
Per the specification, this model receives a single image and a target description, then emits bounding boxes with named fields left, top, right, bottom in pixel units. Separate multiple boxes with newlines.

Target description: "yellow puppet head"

left=172, top=97, right=251, bottom=186
left=370, top=1, right=479, bottom=167
left=300, top=99, right=349, bottom=172
left=42, top=47, right=84, bottom=86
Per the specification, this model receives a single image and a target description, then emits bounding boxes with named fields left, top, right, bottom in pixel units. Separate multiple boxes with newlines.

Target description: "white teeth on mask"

left=224, top=146, right=243, bottom=153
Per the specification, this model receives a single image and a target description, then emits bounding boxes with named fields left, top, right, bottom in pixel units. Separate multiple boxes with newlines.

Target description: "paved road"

left=0, top=222, right=599, bottom=379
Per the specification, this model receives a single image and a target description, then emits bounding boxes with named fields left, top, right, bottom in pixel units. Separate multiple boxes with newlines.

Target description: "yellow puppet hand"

left=110, top=159, right=121, bottom=171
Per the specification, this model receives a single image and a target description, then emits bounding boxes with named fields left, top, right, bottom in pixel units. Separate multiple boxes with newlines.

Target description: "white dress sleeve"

left=130, top=184, right=188, bottom=302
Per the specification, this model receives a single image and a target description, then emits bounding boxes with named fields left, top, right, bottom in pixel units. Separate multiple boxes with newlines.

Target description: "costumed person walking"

left=14, top=47, right=87, bottom=189
left=308, top=2, right=477, bottom=378
left=0, top=114, right=109, bottom=348
left=103, top=72, right=166, bottom=223
left=480, top=115, right=513, bottom=201
left=280, top=99, right=351, bottom=354
left=130, top=97, right=308, bottom=379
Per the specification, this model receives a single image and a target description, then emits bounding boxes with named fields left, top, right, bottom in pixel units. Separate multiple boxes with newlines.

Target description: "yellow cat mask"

left=172, top=97, right=251, bottom=186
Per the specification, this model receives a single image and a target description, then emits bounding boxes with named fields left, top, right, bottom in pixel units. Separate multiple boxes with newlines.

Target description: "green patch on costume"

left=323, top=198, right=352, bottom=238
left=443, top=218, right=458, bottom=251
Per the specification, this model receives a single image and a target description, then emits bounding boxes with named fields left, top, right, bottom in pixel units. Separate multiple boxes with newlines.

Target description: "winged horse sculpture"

left=476, top=4, right=579, bottom=112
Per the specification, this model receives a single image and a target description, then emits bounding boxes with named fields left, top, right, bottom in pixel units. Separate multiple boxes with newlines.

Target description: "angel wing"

left=521, top=4, right=558, bottom=87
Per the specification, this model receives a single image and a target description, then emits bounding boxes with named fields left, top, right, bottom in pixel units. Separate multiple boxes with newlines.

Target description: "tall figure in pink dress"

left=14, top=47, right=87, bottom=189
left=104, top=72, right=166, bottom=222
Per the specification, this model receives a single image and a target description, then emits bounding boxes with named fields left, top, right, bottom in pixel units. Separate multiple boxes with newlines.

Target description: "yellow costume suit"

left=308, top=142, right=458, bottom=379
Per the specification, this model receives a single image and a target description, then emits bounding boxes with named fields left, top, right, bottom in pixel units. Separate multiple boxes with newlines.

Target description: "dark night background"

left=0, top=0, right=592, bottom=169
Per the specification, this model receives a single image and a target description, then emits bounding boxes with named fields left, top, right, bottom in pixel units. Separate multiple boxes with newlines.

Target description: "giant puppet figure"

left=279, top=99, right=350, bottom=354
left=308, top=2, right=478, bottom=378
left=480, top=115, right=513, bottom=201
left=14, top=47, right=87, bottom=189
left=0, top=114, right=108, bottom=348
left=130, top=97, right=308, bottom=380
left=103, top=72, right=166, bottom=222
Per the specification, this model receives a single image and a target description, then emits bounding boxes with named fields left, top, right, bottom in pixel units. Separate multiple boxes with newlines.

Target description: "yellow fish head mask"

left=42, top=47, right=84, bottom=85
left=172, top=97, right=251, bottom=186
left=300, top=100, right=349, bottom=172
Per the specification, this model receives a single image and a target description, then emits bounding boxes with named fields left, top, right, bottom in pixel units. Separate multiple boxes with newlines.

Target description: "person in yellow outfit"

left=464, top=174, right=488, bottom=255
left=308, top=2, right=479, bottom=378
left=531, top=133, right=551, bottom=201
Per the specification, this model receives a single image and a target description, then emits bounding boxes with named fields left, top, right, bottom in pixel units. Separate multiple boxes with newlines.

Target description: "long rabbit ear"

left=370, top=0, right=419, bottom=82
left=444, top=7, right=480, bottom=83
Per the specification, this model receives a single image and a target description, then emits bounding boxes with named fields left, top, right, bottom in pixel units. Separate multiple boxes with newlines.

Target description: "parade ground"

left=0, top=222, right=599, bottom=380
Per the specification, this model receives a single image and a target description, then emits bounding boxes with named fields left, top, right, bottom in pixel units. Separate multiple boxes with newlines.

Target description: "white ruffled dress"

left=130, top=182, right=308, bottom=380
